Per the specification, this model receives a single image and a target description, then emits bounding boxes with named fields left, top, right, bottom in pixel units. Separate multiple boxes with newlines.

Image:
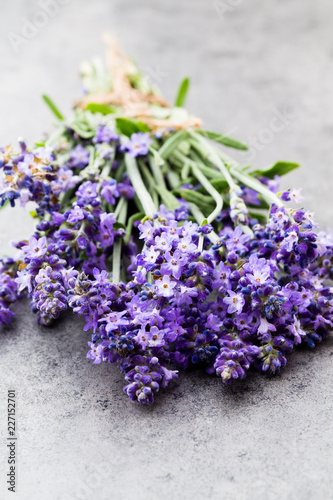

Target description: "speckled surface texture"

left=0, top=1, right=333, bottom=499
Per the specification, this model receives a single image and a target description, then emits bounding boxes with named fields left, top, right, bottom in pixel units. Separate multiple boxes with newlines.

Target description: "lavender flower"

left=123, top=133, right=152, bottom=157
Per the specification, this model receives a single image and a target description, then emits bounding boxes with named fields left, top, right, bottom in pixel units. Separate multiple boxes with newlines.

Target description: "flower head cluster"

left=0, top=258, right=20, bottom=326
left=69, top=198, right=333, bottom=403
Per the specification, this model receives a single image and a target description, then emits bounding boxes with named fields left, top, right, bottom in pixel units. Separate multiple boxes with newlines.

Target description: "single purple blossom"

left=87, top=342, right=104, bottom=364
left=155, top=275, right=177, bottom=298
left=226, top=226, right=250, bottom=252
left=15, top=270, right=32, bottom=293
left=22, top=236, right=47, bottom=259
left=223, top=290, right=245, bottom=314
left=124, top=132, right=152, bottom=158
left=67, top=205, right=85, bottom=224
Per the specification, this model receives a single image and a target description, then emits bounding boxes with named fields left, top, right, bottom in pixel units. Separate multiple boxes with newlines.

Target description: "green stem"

left=175, top=151, right=223, bottom=225
left=124, top=211, right=145, bottom=245
left=125, top=154, right=156, bottom=216
left=149, top=156, right=167, bottom=189
left=230, top=167, right=283, bottom=207
left=191, top=130, right=283, bottom=207
left=189, top=131, right=236, bottom=188
left=158, top=130, right=187, bottom=160
left=114, top=196, right=126, bottom=219
left=112, top=198, right=128, bottom=284
left=138, top=160, right=159, bottom=207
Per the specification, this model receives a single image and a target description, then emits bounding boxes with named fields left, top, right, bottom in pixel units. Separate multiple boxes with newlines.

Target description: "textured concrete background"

left=0, top=1, right=333, bottom=499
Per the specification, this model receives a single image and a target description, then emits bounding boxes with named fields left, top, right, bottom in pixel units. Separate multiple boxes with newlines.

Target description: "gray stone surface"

left=0, top=1, right=333, bottom=499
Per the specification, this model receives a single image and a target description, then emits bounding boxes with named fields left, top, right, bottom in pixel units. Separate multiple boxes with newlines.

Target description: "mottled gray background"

left=0, top=1, right=333, bottom=499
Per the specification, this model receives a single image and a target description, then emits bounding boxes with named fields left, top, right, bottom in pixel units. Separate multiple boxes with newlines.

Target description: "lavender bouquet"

left=1, top=36, right=332, bottom=404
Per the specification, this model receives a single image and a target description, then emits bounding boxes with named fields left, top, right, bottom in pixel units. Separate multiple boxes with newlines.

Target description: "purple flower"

left=161, top=250, right=187, bottom=279
left=101, top=180, right=119, bottom=205
left=123, top=132, right=152, bottom=158
left=15, top=270, right=32, bottom=293
left=313, top=315, right=332, bottom=331
left=213, top=262, right=232, bottom=290
left=139, top=220, right=155, bottom=240
left=87, top=342, right=104, bottom=364
left=147, top=326, right=165, bottom=347
left=134, top=328, right=150, bottom=349
left=52, top=212, right=66, bottom=226
left=302, top=211, right=317, bottom=228
left=93, top=124, right=119, bottom=143
left=241, top=187, right=260, bottom=206
left=102, top=310, right=129, bottom=333
left=226, top=226, right=250, bottom=252
left=281, top=188, right=304, bottom=204
left=281, top=228, right=299, bottom=252
left=22, top=236, right=47, bottom=259
left=161, top=366, right=178, bottom=388
left=154, top=233, right=173, bottom=252
left=155, top=275, right=177, bottom=298
left=176, top=236, right=197, bottom=254
left=0, top=307, right=15, bottom=325
left=287, top=316, right=306, bottom=343
left=92, top=268, right=109, bottom=285
left=35, top=267, right=52, bottom=284
left=96, top=213, right=117, bottom=248
left=206, top=313, right=222, bottom=332
left=243, top=254, right=269, bottom=274
left=258, top=317, right=277, bottom=335
left=76, top=181, right=98, bottom=204
left=67, top=205, right=85, bottom=224
left=223, top=290, right=245, bottom=314
left=61, top=267, right=79, bottom=288
left=118, top=179, right=135, bottom=199
left=247, top=269, right=270, bottom=287
left=68, top=144, right=90, bottom=169
left=52, top=168, right=79, bottom=193
left=99, top=212, right=116, bottom=231
left=176, top=285, right=198, bottom=305
left=234, top=313, right=251, bottom=331
left=143, top=247, right=160, bottom=265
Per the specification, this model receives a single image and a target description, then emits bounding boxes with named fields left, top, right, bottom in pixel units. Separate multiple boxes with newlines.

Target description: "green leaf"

left=175, top=77, right=190, bottom=107
left=209, top=178, right=229, bottom=192
left=113, top=222, right=126, bottom=230
left=253, top=161, right=299, bottom=179
left=42, top=94, right=64, bottom=121
left=116, top=118, right=150, bottom=137
left=136, top=121, right=150, bottom=133
left=197, top=178, right=229, bottom=194
left=154, top=185, right=180, bottom=211
left=180, top=189, right=215, bottom=215
left=116, top=118, right=138, bottom=137
left=197, top=130, right=248, bottom=151
left=34, top=142, right=45, bottom=147
left=86, top=103, right=116, bottom=115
